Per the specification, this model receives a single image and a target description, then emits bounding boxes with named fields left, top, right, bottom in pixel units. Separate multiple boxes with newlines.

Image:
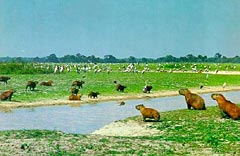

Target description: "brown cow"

left=26, top=81, right=38, bottom=91
left=0, top=76, right=11, bottom=84
left=211, top=93, right=240, bottom=120
left=72, top=80, right=85, bottom=89
left=0, top=89, right=15, bottom=101
left=40, top=80, right=53, bottom=86
left=179, top=88, right=206, bottom=110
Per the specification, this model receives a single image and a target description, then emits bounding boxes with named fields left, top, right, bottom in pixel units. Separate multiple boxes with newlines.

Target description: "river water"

left=0, top=91, right=239, bottom=134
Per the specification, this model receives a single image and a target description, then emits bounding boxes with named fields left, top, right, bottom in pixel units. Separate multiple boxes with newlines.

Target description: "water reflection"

left=0, top=91, right=239, bottom=134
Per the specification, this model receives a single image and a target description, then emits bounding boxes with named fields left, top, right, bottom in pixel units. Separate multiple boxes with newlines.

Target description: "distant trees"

left=0, top=53, right=240, bottom=63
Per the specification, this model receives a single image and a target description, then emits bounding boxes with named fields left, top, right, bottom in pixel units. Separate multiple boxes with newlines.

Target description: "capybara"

left=71, top=87, right=79, bottom=95
left=72, top=80, right=85, bottom=89
left=69, top=94, right=81, bottom=100
left=88, top=91, right=100, bottom=98
left=40, top=80, right=53, bottom=86
left=0, top=76, right=11, bottom=84
left=143, top=85, right=153, bottom=93
left=26, top=81, right=38, bottom=91
left=114, top=81, right=126, bottom=92
left=211, top=93, right=240, bottom=120
left=135, top=104, right=160, bottom=121
left=0, top=89, right=15, bottom=101
left=178, top=88, right=206, bottom=110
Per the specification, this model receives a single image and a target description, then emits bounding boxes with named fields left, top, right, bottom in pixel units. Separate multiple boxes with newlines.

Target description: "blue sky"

left=1, top=0, right=240, bottom=58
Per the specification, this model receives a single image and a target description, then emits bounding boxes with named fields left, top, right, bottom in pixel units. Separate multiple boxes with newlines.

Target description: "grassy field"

left=0, top=70, right=240, bottom=102
left=0, top=63, right=240, bottom=155
left=0, top=105, right=239, bottom=155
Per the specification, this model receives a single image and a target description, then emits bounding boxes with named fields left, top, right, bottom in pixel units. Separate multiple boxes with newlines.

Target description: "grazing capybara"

left=72, top=80, right=85, bottom=89
left=0, top=76, right=11, bottom=84
left=40, top=80, right=53, bottom=86
left=143, top=85, right=153, bottom=93
left=26, top=81, right=38, bottom=91
left=178, top=88, right=206, bottom=110
left=88, top=91, right=100, bottom=98
left=211, top=93, right=240, bottom=120
left=71, top=88, right=79, bottom=95
left=135, top=104, right=160, bottom=122
left=69, top=94, right=81, bottom=100
left=0, top=89, right=15, bottom=101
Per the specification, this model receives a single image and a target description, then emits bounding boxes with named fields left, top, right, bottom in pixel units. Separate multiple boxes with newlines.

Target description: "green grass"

left=0, top=70, right=240, bottom=102
left=0, top=106, right=239, bottom=155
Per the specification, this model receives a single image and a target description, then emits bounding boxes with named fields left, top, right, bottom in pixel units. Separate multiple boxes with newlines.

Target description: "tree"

left=46, top=54, right=59, bottom=63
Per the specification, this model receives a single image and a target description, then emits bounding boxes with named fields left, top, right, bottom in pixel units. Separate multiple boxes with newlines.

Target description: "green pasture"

left=0, top=70, right=240, bottom=102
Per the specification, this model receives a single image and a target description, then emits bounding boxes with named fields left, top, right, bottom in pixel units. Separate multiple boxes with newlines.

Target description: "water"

left=0, top=91, right=239, bottom=134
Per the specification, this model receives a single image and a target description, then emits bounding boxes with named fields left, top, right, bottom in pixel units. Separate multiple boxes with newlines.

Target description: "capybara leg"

left=221, top=111, right=230, bottom=119
left=187, top=104, right=191, bottom=109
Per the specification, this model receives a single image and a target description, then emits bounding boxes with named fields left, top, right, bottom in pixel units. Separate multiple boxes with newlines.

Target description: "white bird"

left=223, top=82, right=227, bottom=89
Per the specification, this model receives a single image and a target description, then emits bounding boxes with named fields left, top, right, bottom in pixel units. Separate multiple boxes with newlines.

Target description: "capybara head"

left=136, top=104, right=145, bottom=110
left=211, top=93, right=222, bottom=100
left=178, top=88, right=190, bottom=95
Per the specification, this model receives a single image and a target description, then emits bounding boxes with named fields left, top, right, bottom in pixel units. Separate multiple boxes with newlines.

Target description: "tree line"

left=0, top=53, right=240, bottom=63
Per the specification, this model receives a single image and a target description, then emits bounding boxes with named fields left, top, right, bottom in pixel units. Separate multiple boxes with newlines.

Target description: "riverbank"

left=0, top=105, right=239, bottom=155
left=1, top=85, right=240, bottom=109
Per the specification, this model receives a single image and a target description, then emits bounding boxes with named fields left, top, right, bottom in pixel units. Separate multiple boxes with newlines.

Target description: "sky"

left=1, top=0, right=240, bottom=58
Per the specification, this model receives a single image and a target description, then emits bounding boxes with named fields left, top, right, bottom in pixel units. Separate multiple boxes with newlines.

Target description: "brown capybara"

left=179, top=88, right=206, bottom=110
left=0, top=89, right=15, bottom=101
left=69, top=94, right=81, bottom=100
left=143, top=85, right=153, bottom=93
left=72, top=80, right=85, bottom=89
left=40, top=80, right=53, bottom=86
left=211, top=93, right=240, bottom=120
left=71, top=88, right=79, bottom=95
left=135, top=104, right=160, bottom=122
left=88, top=91, right=99, bottom=98
left=26, top=81, right=38, bottom=91
left=0, top=76, right=11, bottom=84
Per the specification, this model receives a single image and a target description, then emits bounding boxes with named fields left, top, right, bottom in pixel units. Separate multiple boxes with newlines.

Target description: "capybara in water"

left=72, top=80, right=85, bottom=89
left=0, top=76, right=11, bottom=84
left=179, top=88, right=206, bottom=110
left=0, top=89, right=15, bottom=101
left=143, top=85, right=153, bottom=93
left=88, top=91, right=100, bottom=98
left=211, top=93, right=240, bottom=120
left=40, top=80, right=53, bottom=86
left=26, top=81, right=38, bottom=91
left=135, top=104, right=160, bottom=122
left=71, top=87, right=79, bottom=95
left=69, top=94, right=81, bottom=100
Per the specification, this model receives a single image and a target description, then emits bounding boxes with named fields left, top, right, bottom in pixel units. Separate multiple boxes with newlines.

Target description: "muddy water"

left=0, top=91, right=239, bottom=134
